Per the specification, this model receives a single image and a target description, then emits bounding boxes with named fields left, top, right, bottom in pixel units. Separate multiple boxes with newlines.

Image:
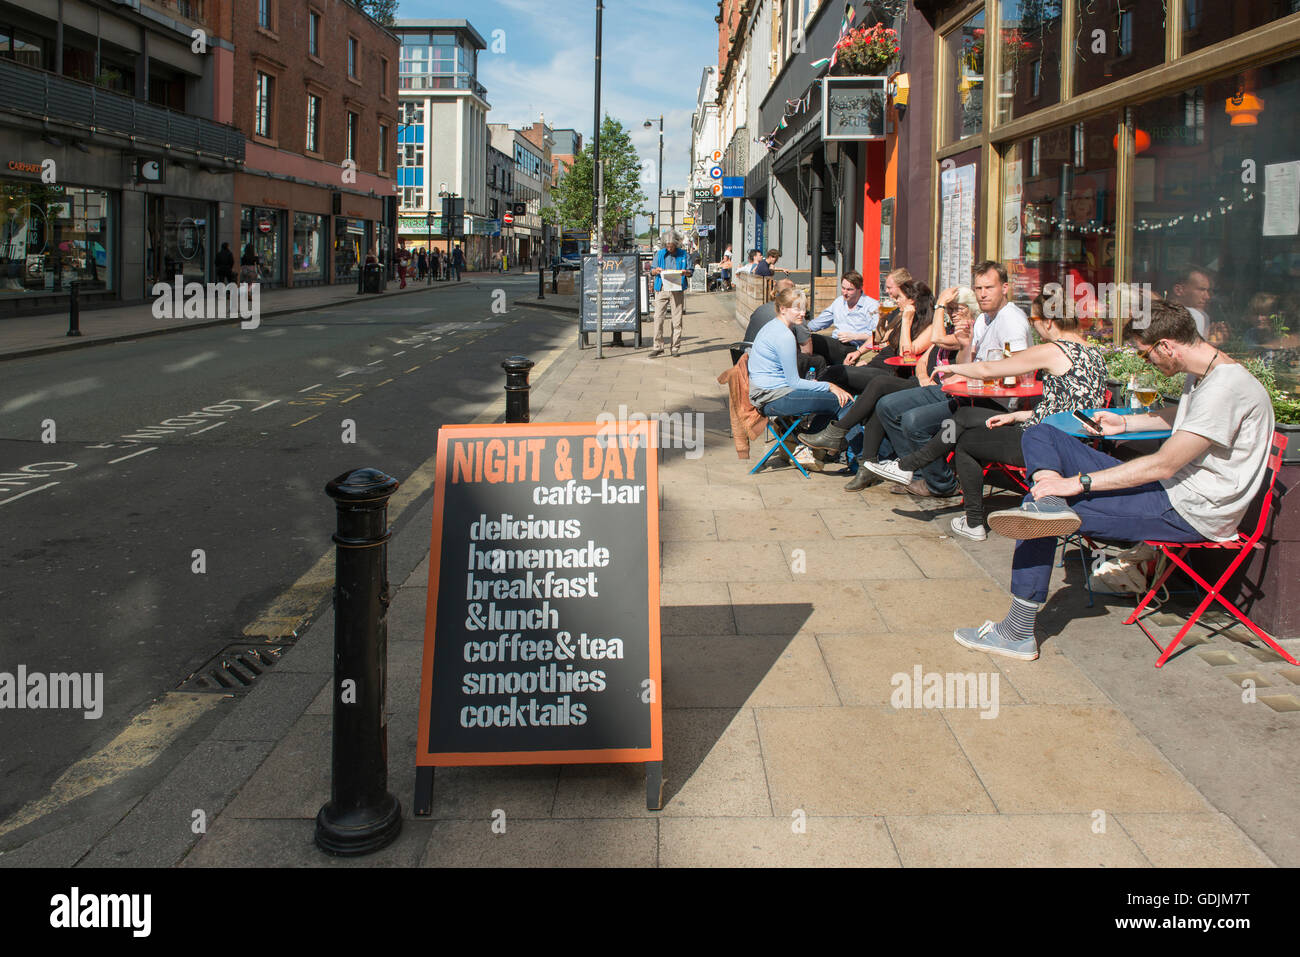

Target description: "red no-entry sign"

left=503, top=212, right=514, bottom=225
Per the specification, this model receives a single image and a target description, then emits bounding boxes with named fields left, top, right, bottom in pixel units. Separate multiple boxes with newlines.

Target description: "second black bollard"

left=538, top=261, right=545, bottom=300
left=502, top=356, right=534, bottom=423
left=66, top=280, right=81, bottom=337
left=315, top=468, right=402, bottom=856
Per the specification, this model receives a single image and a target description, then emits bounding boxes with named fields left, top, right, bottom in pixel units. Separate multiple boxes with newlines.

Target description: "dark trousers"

left=810, top=334, right=856, bottom=366
left=1010, top=425, right=1202, bottom=603
left=952, top=422, right=1028, bottom=526
left=877, top=385, right=960, bottom=494
left=847, top=375, right=918, bottom=453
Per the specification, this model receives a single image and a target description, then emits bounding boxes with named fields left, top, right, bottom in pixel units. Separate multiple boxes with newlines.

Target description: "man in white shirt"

left=968, top=261, right=1031, bottom=359
left=956, top=300, right=1276, bottom=662
left=807, top=271, right=880, bottom=365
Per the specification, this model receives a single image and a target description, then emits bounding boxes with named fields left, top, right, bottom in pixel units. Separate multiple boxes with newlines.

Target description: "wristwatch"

left=1078, top=473, right=1093, bottom=495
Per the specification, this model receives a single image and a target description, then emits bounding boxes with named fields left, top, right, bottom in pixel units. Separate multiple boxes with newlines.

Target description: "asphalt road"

left=0, top=274, right=573, bottom=825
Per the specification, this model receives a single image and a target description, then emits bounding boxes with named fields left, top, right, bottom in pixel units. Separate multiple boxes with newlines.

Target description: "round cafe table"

left=1040, top=408, right=1172, bottom=442
left=884, top=355, right=918, bottom=367
left=940, top=377, right=1043, bottom=399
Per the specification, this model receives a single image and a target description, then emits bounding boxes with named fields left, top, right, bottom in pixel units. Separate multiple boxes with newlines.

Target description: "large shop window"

left=146, top=196, right=210, bottom=291
left=1000, top=114, right=1119, bottom=328
left=293, top=213, right=326, bottom=282
left=1130, top=57, right=1300, bottom=392
left=1183, top=0, right=1300, bottom=56
left=1073, top=0, right=1165, bottom=95
left=997, top=1, right=1062, bottom=124
left=0, top=183, right=112, bottom=297
left=946, top=11, right=986, bottom=144
left=240, top=207, right=284, bottom=285
left=334, top=217, right=367, bottom=282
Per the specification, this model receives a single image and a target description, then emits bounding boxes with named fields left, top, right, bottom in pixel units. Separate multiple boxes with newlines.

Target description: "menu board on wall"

left=939, top=163, right=978, bottom=292
left=414, top=422, right=665, bottom=806
left=1002, top=159, right=1023, bottom=262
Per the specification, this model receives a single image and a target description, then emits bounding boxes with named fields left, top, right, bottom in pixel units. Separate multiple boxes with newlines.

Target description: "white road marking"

left=163, top=351, right=219, bottom=373
left=191, top=421, right=227, bottom=435
left=367, top=360, right=384, bottom=365
left=108, top=447, right=158, bottom=464
left=299, top=383, right=323, bottom=392
left=337, top=370, right=358, bottom=377
left=0, top=377, right=102, bottom=415
left=251, top=400, right=280, bottom=412
left=0, top=482, right=59, bottom=506
left=393, top=350, right=407, bottom=356
left=413, top=343, right=425, bottom=348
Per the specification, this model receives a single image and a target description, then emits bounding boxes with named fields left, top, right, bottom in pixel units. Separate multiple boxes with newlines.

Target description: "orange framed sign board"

left=414, top=422, right=664, bottom=809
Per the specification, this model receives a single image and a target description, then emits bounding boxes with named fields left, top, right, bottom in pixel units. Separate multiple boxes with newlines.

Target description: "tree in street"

left=354, top=0, right=398, bottom=26
left=543, top=116, right=647, bottom=248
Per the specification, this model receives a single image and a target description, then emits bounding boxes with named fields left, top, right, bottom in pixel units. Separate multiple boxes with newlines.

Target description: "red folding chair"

left=1126, top=431, right=1297, bottom=668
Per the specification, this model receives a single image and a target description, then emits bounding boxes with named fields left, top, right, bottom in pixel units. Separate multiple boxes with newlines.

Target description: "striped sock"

left=995, top=597, right=1039, bottom=642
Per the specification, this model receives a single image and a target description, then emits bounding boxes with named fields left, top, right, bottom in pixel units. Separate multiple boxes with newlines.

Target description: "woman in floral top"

left=865, top=293, right=1107, bottom=540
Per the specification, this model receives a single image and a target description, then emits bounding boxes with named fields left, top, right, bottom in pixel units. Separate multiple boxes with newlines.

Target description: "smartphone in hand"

left=1072, top=409, right=1104, bottom=434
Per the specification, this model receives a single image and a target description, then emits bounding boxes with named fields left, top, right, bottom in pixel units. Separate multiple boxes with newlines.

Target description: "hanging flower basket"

left=830, top=23, right=899, bottom=77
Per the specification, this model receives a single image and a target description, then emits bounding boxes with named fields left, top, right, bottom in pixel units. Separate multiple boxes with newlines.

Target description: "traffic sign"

left=503, top=212, right=514, bottom=225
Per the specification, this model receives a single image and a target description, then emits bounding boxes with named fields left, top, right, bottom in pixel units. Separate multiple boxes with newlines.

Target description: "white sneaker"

left=862, top=459, right=914, bottom=485
left=950, top=515, right=988, bottom=541
left=792, top=446, right=817, bottom=468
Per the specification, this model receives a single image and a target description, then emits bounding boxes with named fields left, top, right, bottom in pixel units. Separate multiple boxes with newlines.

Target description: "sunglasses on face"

left=1136, top=340, right=1163, bottom=363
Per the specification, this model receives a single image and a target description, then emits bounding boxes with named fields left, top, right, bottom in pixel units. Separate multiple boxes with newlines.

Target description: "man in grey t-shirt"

left=953, top=301, right=1275, bottom=663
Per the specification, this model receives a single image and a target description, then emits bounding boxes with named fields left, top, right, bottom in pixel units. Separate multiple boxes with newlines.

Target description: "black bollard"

left=502, top=356, right=534, bottom=423
left=552, top=267, right=558, bottom=294
left=315, top=468, right=403, bottom=856
left=356, top=262, right=364, bottom=294
left=538, top=262, right=545, bottom=300
left=66, top=280, right=81, bottom=337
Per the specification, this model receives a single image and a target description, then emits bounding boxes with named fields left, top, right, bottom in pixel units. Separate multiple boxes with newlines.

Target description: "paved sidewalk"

left=0, top=274, right=484, bottom=361
left=3, top=291, right=1292, bottom=868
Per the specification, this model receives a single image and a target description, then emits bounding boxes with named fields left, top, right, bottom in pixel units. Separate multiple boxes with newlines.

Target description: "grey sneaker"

left=987, top=498, right=1081, bottom=540
left=950, top=515, right=988, bottom=541
left=649, top=347, right=665, bottom=358
left=954, top=621, right=1039, bottom=660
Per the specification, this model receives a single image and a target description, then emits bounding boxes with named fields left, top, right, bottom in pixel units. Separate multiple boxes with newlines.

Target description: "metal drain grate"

left=177, top=642, right=286, bottom=694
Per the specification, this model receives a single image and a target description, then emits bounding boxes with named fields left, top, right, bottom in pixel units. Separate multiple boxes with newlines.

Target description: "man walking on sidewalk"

left=452, top=244, right=465, bottom=281
left=650, top=229, right=693, bottom=357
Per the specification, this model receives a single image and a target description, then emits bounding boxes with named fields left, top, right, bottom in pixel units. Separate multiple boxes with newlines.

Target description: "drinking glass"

left=1134, top=373, right=1160, bottom=413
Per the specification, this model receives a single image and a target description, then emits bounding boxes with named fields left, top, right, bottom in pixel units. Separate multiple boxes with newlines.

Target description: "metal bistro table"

left=1040, top=407, right=1173, bottom=443
left=940, top=377, right=1044, bottom=399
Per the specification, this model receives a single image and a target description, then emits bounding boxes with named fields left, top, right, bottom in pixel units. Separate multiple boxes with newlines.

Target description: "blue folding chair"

left=751, top=412, right=814, bottom=477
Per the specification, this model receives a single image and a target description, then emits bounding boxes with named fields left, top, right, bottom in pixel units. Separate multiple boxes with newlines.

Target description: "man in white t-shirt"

left=969, top=261, right=1031, bottom=358
left=954, top=300, right=1275, bottom=661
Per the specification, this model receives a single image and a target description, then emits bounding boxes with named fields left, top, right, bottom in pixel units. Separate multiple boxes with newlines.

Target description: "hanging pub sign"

left=414, top=421, right=665, bottom=811
left=821, top=76, right=888, bottom=141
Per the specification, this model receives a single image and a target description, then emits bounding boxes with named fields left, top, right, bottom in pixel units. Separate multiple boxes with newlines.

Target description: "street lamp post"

left=425, top=212, right=433, bottom=284
left=643, top=115, right=663, bottom=244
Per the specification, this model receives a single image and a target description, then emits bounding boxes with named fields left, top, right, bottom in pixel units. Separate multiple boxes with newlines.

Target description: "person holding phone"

left=954, top=300, right=1274, bottom=661
left=861, top=293, right=1107, bottom=537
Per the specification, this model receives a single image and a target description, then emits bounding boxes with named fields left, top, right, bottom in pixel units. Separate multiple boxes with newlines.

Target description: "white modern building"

left=488, top=123, right=547, bottom=268
left=394, top=19, right=493, bottom=268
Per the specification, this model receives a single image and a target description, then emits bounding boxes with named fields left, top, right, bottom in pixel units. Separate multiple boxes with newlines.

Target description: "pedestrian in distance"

left=650, top=229, right=693, bottom=358
left=417, top=248, right=428, bottom=281
left=453, top=244, right=466, bottom=280
left=215, top=242, right=235, bottom=283
left=239, top=242, right=260, bottom=284
left=397, top=243, right=408, bottom=288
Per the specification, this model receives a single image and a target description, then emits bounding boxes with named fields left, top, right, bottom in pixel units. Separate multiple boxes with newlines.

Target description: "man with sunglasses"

left=955, top=300, right=1274, bottom=661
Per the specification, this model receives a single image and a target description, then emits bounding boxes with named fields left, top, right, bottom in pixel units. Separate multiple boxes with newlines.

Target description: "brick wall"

left=230, top=0, right=398, bottom=179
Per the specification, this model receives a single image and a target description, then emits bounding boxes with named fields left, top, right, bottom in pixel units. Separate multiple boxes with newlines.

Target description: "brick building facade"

left=231, top=0, right=398, bottom=287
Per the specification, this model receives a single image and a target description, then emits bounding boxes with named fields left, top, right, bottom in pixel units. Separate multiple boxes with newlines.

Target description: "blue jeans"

left=1010, top=424, right=1202, bottom=603
left=876, top=385, right=958, bottom=494
left=760, top=390, right=844, bottom=419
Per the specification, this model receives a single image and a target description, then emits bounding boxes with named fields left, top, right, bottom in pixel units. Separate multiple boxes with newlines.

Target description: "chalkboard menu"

left=416, top=422, right=663, bottom=773
left=579, top=254, right=641, bottom=332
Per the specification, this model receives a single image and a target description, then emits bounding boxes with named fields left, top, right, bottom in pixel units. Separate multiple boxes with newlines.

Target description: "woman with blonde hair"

left=748, top=286, right=853, bottom=419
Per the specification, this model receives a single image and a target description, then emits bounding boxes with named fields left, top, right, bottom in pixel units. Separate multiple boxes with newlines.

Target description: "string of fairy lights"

left=1026, top=185, right=1258, bottom=236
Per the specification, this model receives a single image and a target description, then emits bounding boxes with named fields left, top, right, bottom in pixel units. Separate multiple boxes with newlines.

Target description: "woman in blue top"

left=748, top=287, right=852, bottom=418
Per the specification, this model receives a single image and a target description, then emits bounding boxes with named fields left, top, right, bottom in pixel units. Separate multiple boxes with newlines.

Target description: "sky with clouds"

left=401, top=0, right=720, bottom=202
